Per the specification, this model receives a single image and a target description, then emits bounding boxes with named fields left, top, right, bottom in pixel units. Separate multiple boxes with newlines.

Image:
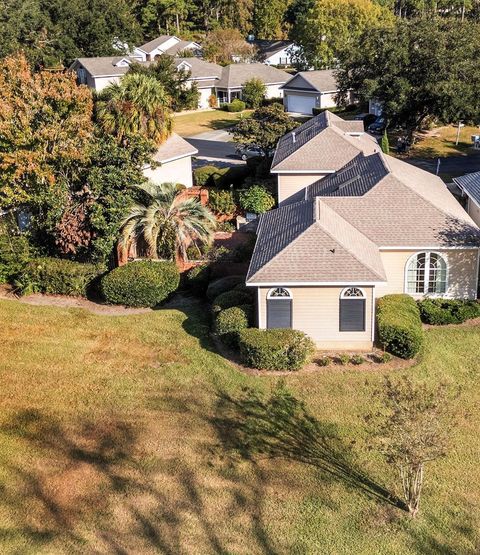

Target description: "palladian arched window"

left=339, top=287, right=366, bottom=332
left=267, top=288, right=292, bottom=329
left=406, top=252, right=447, bottom=294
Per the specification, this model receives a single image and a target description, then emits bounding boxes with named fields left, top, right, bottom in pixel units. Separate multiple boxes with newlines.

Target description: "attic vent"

left=337, top=175, right=361, bottom=191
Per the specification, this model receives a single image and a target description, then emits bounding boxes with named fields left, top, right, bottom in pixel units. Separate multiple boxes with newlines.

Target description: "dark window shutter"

left=267, top=300, right=292, bottom=329
left=340, top=299, right=366, bottom=332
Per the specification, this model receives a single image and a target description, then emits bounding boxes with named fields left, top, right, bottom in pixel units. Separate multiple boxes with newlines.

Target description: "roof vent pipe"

left=292, top=132, right=296, bottom=143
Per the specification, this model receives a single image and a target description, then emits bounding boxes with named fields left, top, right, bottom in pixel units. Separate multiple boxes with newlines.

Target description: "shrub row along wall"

left=377, top=294, right=424, bottom=359
left=418, top=298, right=480, bottom=325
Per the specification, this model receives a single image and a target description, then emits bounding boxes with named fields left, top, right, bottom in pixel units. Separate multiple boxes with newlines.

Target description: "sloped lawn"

left=0, top=297, right=479, bottom=554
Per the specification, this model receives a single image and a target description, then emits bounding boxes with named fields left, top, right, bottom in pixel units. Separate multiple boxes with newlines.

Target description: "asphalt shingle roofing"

left=283, top=70, right=339, bottom=92
left=216, top=63, right=291, bottom=89
left=454, top=172, right=480, bottom=206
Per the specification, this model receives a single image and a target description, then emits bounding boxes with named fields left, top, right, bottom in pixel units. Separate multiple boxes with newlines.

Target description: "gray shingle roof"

left=454, top=172, right=480, bottom=206
left=306, top=153, right=389, bottom=198
left=174, top=58, right=222, bottom=80
left=252, top=40, right=294, bottom=58
left=72, top=56, right=136, bottom=77
left=138, top=35, right=174, bottom=53
left=282, top=70, right=339, bottom=92
left=152, top=133, right=198, bottom=163
left=271, top=111, right=374, bottom=172
left=216, top=63, right=291, bottom=89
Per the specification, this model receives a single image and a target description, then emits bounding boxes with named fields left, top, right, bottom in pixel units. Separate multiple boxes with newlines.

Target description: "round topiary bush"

left=211, top=288, right=254, bottom=314
left=206, top=275, right=245, bottom=301
left=214, top=304, right=253, bottom=346
left=101, top=260, right=180, bottom=307
left=238, top=328, right=315, bottom=371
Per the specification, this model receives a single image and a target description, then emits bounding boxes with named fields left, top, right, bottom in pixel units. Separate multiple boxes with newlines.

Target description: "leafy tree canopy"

left=242, top=78, right=267, bottom=109
left=337, top=18, right=480, bottom=135
left=203, top=28, right=254, bottom=65
left=231, top=103, right=298, bottom=152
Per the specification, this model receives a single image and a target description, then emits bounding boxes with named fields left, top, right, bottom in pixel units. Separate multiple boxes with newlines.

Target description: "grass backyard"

left=408, top=124, right=480, bottom=159
left=173, top=109, right=252, bottom=137
left=0, top=297, right=479, bottom=554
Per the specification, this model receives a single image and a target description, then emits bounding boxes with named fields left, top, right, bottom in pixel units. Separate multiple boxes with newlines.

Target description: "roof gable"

left=217, top=63, right=290, bottom=89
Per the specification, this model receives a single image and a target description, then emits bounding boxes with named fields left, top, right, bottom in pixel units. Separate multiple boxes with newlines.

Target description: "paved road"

left=406, top=151, right=480, bottom=178
left=188, top=138, right=240, bottom=163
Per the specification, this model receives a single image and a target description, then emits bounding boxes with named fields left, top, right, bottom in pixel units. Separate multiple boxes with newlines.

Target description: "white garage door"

left=287, top=95, right=316, bottom=114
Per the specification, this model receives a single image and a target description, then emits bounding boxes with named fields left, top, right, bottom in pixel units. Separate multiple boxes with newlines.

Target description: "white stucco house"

left=250, top=40, right=300, bottom=67
left=143, top=134, right=198, bottom=188
left=281, top=70, right=354, bottom=115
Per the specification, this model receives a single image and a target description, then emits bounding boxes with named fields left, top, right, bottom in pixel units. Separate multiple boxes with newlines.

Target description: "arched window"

left=340, top=287, right=366, bottom=332
left=406, top=252, right=447, bottom=294
left=267, top=288, right=292, bottom=328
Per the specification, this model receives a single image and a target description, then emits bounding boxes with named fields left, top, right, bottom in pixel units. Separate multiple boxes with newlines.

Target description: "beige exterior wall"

left=377, top=249, right=479, bottom=299
left=257, top=285, right=374, bottom=350
left=143, top=156, right=194, bottom=188
left=265, top=84, right=284, bottom=99
left=467, top=198, right=480, bottom=228
left=277, top=173, right=329, bottom=205
left=91, top=75, right=121, bottom=91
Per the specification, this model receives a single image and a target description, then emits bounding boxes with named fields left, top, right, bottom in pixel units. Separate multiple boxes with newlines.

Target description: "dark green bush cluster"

left=238, top=328, right=315, bottom=371
left=193, top=165, right=220, bottom=187
left=101, top=260, right=179, bottom=307
left=214, top=304, right=252, bottom=347
left=21, top=257, right=102, bottom=297
left=418, top=298, right=480, bottom=325
left=377, top=294, right=424, bottom=359
left=206, top=275, right=245, bottom=301
left=225, top=99, right=246, bottom=112
left=0, top=225, right=32, bottom=284
left=208, top=190, right=236, bottom=215
left=211, top=287, right=253, bottom=314
left=185, top=264, right=211, bottom=296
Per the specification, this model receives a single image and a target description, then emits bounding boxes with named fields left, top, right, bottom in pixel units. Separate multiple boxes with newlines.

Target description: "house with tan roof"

left=281, top=70, right=354, bottom=115
left=247, top=111, right=480, bottom=350
left=132, top=36, right=202, bottom=61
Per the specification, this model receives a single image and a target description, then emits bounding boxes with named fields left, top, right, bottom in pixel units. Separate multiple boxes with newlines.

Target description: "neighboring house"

left=454, top=172, right=480, bottom=227
left=215, top=63, right=290, bottom=104
left=246, top=110, right=480, bottom=349
left=271, top=111, right=380, bottom=205
left=174, top=58, right=222, bottom=109
left=250, top=39, right=299, bottom=66
left=132, top=35, right=202, bottom=61
left=143, top=133, right=198, bottom=188
left=71, top=56, right=136, bottom=91
left=281, top=70, right=353, bottom=115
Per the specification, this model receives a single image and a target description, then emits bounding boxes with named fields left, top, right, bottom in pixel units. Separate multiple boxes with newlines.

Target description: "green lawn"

left=173, top=109, right=252, bottom=137
left=406, top=124, right=480, bottom=159
left=0, top=297, right=479, bottom=554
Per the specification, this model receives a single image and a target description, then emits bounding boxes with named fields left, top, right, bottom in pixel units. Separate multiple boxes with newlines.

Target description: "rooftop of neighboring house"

left=250, top=39, right=295, bottom=58
left=174, top=57, right=222, bottom=82
left=216, top=63, right=291, bottom=89
left=136, top=35, right=177, bottom=54
left=71, top=56, right=142, bottom=78
left=281, top=70, right=339, bottom=93
left=151, top=133, right=198, bottom=164
left=247, top=111, right=480, bottom=284
left=454, top=172, right=480, bottom=206
left=271, top=110, right=377, bottom=173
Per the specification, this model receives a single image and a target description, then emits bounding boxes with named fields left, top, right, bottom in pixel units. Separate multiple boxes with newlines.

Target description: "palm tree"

left=95, top=73, right=172, bottom=145
left=119, top=182, right=216, bottom=262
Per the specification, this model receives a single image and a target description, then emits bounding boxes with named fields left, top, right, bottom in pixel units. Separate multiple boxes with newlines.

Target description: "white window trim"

left=340, top=287, right=366, bottom=299
left=267, top=287, right=293, bottom=299
left=404, top=251, right=449, bottom=297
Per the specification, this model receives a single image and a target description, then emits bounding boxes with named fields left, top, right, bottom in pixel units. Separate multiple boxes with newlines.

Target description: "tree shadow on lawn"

left=0, top=408, right=280, bottom=554
left=209, top=385, right=407, bottom=512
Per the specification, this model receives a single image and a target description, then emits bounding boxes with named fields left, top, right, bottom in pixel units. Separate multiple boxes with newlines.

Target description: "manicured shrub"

left=101, top=260, right=179, bottom=307
left=0, top=225, right=32, bottom=283
left=238, top=328, right=315, bottom=371
left=193, top=165, right=221, bottom=187
left=185, top=263, right=211, bottom=296
left=226, top=99, right=246, bottom=112
left=208, top=190, right=236, bottom=215
left=211, top=288, right=253, bottom=314
left=21, top=257, right=102, bottom=297
left=418, top=298, right=480, bottom=325
left=239, top=185, right=275, bottom=214
left=214, top=304, right=252, bottom=346
left=351, top=355, right=365, bottom=365
left=317, top=356, right=331, bottom=367
left=338, top=354, right=351, bottom=365
left=377, top=294, right=424, bottom=359
left=206, top=275, right=245, bottom=301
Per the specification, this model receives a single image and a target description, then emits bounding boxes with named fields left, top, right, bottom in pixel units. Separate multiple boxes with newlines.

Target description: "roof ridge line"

left=316, top=200, right=386, bottom=280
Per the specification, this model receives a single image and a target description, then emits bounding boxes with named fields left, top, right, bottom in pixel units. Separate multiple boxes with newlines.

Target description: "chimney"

left=292, top=131, right=296, bottom=144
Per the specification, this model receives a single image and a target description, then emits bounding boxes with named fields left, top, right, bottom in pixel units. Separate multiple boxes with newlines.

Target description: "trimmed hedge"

left=377, top=294, right=424, bottom=359
left=193, top=165, right=220, bottom=187
left=418, top=298, right=480, bottom=325
left=211, top=288, right=253, bottom=314
left=238, top=328, right=315, bottom=371
left=206, top=275, right=245, bottom=301
left=23, top=257, right=101, bottom=297
left=185, top=263, right=211, bottom=296
left=214, top=304, right=252, bottom=347
left=101, top=260, right=179, bottom=307
left=226, top=99, right=246, bottom=112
